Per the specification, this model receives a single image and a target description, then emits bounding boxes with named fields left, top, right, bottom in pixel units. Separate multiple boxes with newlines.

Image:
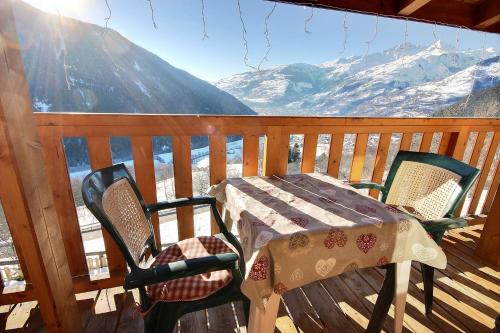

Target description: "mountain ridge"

left=14, top=2, right=256, bottom=116
left=216, top=41, right=499, bottom=117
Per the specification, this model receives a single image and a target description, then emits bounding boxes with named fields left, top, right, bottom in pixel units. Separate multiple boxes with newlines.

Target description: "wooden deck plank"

left=281, top=288, right=326, bottom=332
left=207, top=303, right=238, bottom=332
left=20, top=225, right=498, bottom=333
left=302, top=281, right=362, bottom=332
left=179, top=309, right=208, bottom=333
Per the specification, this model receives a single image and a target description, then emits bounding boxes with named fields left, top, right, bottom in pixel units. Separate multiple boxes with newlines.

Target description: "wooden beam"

left=273, top=0, right=498, bottom=32
left=0, top=2, right=81, bottom=331
left=475, top=0, right=500, bottom=29
left=398, top=0, right=432, bottom=16
left=243, top=134, right=260, bottom=176
left=209, top=135, right=226, bottom=234
left=476, top=188, right=500, bottom=268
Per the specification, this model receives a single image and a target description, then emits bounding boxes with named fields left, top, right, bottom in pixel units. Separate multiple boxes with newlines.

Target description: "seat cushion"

left=146, top=236, right=237, bottom=302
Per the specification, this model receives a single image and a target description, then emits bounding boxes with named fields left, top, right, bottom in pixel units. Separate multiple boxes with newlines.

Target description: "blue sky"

left=23, top=0, right=500, bottom=82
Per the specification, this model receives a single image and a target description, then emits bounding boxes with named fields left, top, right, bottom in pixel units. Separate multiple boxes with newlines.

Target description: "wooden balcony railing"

left=0, top=113, right=499, bottom=308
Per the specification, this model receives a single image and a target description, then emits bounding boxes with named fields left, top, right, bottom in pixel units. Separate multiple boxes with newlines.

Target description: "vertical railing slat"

left=469, top=132, right=487, bottom=166
left=327, top=134, right=344, bottom=178
left=131, top=136, right=160, bottom=248
left=243, top=134, right=259, bottom=176
left=438, top=132, right=452, bottom=155
left=209, top=135, right=226, bottom=234
left=483, top=164, right=500, bottom=214
left=263, top=127, right=289, bottom=176
left=350, top=133, right=369, bottom=182
left=468, top=133, right=500, bottom=215
left=451, top=130, right=470, bottom=160
left=400, top=133, right=413, bottom=151
left=39, top=132, right=89, bottom=279
left=456, top=131, right=487, bottom=214
left=172, top=136, right=194, bottom=240
left=369, top=133, right=392, bottom=198
left=301, top=134, right=318, bottom=173
left=419, top=132, right=433, bottom=152
left=87, top=136, right=126, bottom=273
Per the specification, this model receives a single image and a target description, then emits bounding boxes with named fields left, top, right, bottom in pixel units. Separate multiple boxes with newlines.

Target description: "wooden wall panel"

left=87, top=137, right=126, bottom=273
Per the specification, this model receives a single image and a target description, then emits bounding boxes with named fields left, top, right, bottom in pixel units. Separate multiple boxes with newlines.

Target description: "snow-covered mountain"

left=216, top=41, right=499, bottom=117
left=14, top=2, right=255, bottom=116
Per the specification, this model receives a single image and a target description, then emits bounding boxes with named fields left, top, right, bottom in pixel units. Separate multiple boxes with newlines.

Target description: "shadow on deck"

left=4, top=225, right=499, bottom=333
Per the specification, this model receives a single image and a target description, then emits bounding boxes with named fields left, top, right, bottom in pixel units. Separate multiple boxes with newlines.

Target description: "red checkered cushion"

left=146, top=236, right=237, bottom=302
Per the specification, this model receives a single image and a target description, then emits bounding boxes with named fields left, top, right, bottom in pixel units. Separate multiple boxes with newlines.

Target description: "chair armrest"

left=124, top=252, right=238, bottom=289
left=350, top=182, right=386, bottom=193
left=146, top=196, right=216, bottom=213
left=420, top=217, right=468, bottom=234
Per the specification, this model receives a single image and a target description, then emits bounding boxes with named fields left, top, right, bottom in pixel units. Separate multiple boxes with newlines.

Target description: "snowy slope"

left=216, top=41, right=499, bottom=117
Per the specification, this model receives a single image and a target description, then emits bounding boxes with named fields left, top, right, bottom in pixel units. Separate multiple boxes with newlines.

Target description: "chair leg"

left=242, top=297, right=251, bottom=324
left=366, top=264, right=396, bottom=333
left=421, top=263, right=434, bottom=316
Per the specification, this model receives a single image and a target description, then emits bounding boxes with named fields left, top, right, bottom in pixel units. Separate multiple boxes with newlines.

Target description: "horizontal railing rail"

left=0, top=113, right=498, bottom=305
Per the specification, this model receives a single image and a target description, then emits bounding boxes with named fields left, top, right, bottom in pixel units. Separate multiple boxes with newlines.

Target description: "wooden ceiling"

left=272, top=0, right=500, bottom=33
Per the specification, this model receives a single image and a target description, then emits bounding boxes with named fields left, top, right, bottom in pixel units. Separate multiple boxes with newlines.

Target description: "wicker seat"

left=82, top=164, right=249, bottom=333
left=351, top=151, right=480, bottom=316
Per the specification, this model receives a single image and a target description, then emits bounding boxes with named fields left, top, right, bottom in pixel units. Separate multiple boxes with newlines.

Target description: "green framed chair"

left=82, top=163, right=249, bottom=332
left=351, top=150, right=480, bottom=315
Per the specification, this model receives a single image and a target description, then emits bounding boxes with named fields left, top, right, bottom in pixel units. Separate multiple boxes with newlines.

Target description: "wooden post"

left=476, top=187, right=500, bottom=268
left=0, top=2, right=81, bottom=332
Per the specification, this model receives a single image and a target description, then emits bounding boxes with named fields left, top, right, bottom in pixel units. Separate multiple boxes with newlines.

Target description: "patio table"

left=209, top=173, right=447, bottom=333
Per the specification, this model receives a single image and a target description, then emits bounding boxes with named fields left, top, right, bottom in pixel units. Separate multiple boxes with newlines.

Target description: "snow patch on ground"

left=135, top=80, right=151, bottom=98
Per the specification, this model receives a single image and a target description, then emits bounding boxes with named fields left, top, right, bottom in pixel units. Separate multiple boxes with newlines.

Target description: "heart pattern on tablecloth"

left=385, top=205, right=400, bottom=213
left=412, top=243, right=438, bottom=262
left=273, top=282, right=288, bottom=294
left=356, top=233, right=377, bottom=253
left=290, top=217, right=308, bottom=227
left=324, top=228, right=347, bottom=248
left=377, top=256, right=389, bottom=266
left=290, top=268, right=304, bottom=281
left=249, top=256, right=269, bottom=281
left=355, top=204, right=377, bottom=215
left=289, top=232, right=310, bottom=250
left=254, top=231, right=274, bottom=249
left=315, top=258, right=337, bottom=277
left=398, top=219, right=412, bottom=233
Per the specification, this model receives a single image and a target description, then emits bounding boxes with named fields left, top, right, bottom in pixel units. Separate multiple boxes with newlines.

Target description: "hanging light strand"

left=432, top=22, right=439, bottom=46
left=304, top=6, right=314, bottom=34
left=453, top=28, right=461, bottom=66
left=146, top=0, right=158, bottom=29
left=201, top=0, right=209, bottom=40
left=237, top=0, right=257, bottom=70
left=339, top=11, right=348, bottom=54
left=363, top=14, right=379, bottom=63
left=462, top=32, right=487, bottom=113
left=104, top=0, right=111, bottom=29
left=257, top=1, right=277, bottom=70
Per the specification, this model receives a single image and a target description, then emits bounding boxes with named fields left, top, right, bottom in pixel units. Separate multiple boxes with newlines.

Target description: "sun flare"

left=23, top=0, right=86, bottom=16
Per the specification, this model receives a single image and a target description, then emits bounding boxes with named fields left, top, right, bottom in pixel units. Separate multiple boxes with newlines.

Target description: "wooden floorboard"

left=5, top=225, right=499, bottom=333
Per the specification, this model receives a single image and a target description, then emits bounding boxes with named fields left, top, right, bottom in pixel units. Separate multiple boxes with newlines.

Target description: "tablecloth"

left=209, top=173, right=447, bottom=308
